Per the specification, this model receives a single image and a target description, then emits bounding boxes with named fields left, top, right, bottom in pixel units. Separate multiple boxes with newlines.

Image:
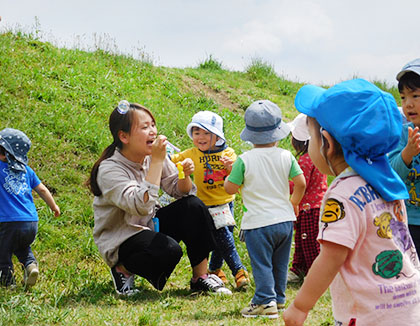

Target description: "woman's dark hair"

left=0, top=146, right=5, bottom=156
left=291, top=137, right=308, bottom=157
left=398, top=71, right=420, bottom=92
left=86, top=102, right=155, bottom=196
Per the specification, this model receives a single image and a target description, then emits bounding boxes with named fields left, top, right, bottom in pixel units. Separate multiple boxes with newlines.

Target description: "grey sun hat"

left=396, top=58, right=420, bottom=81
left=240, top=100, right=290, bottom=144
left=186, top=111, right=226, bottom=146
left=0, top=128, right=31, bottom=172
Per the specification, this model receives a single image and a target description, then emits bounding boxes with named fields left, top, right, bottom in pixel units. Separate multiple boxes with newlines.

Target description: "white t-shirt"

left=228, top=147, right=302, bottom=230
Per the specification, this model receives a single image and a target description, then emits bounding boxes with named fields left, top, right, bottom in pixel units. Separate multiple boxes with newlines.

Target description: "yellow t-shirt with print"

left=171, top=147, right=236, bottom=206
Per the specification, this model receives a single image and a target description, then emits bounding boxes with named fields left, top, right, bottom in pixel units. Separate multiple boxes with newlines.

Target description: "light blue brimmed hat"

left=0, top=128, right=31, bottom=172
left=396, top=58, right=420, bottom=81
left=294, top=78, right=408, bottom=201
left=187, top=111, right=225, bottom=146
left=240, top=100, right=290, bottom=144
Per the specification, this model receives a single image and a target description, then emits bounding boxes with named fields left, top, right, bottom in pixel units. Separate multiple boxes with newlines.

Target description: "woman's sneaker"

left=241, top=300, right=278, bottom=319
left=110, top=267, right=138, bottom=296
left=208, top=268, right=228, bottom=284
left=24, top=263, right=39, bottom=287
left=234, top=269, right=250, bottom=289
left=190, top=274, right=232, bottom=295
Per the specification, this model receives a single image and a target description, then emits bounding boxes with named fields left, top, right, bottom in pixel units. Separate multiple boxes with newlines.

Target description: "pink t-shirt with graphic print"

left=318, top=169, right=420, bottom=326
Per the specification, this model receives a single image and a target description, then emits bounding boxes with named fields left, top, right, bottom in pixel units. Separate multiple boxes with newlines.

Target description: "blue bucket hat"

left=294, top=78, right=408, bottom=201
left=0, top=128, right=31, bottom=172
left=240, top=100, right=290, bottom=144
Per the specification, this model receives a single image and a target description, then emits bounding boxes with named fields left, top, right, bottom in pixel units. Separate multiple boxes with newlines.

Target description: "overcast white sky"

left=2, top=0, right=419, bottom=86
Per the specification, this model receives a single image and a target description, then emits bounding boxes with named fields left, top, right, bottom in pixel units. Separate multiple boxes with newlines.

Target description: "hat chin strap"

left=320, top=128, right=337, bottom=177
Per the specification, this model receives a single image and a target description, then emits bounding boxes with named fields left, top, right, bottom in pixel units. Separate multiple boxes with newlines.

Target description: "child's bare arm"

left=34, top=183, right=60, bottom=217
left=224, top=179, right=240, bottom=195
left=401, top=126, right=420, bottom=167
left=290, top=173, right=306, bottom=216
left=283, top=241, right=349, bottom=326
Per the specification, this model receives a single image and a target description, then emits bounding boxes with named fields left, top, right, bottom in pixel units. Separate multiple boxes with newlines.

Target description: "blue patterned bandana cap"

left=0, top=128, right=31, bottom=172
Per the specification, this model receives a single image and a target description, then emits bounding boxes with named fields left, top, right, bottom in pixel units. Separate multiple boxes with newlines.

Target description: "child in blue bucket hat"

left=283, top=79, right=420, bottom=326
left=225, top=100, right=306, bottom=318
left=0, top=128, right=60, bottom=288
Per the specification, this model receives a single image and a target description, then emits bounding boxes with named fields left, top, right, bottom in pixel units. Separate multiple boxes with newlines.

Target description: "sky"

left=2, top=0, right=420, bottom=86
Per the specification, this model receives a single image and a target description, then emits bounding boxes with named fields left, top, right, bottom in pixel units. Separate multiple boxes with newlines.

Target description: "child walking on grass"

left=224, top=100, right=306, bottom=319
left=287, top=113, right=327, bottom=283
left=283, top=79, right=420, bottom=326
left=171, top=111, right=250, bottom=290
left=0, top=128, right=60, bottom=288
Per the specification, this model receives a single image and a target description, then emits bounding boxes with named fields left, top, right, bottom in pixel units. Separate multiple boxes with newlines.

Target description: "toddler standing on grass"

left=224, top=100, right=306, bottom=319
left=287, top=113, right=327, bottom=283
left=171, top=111, right=250, bottom=290
left=283, top=79, right=420, bottom=326
left=0, top=128, right=60, bottom=288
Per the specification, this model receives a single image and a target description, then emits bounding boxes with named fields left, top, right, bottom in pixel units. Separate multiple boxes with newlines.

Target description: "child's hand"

left=290, top=198, right=299, bottom=216
left=52, top=205, right=60, bottom=217
left=219, top=156, right=234, bottom=173
left=402, top=126, right=420, bottom=166
left=180, top=158, right=194, bottom=177
left=283, top=302, right=308, bottom=326
left=407, top=126, right=420, bottom=154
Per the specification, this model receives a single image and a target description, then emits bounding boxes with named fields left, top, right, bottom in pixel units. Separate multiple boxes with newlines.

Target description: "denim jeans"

left=209, top=225, right=244, bottom=276
left=209, top=201, right=245, bottom=276
left=244, top=221, right=293, bottom=305
left=0, top=221, right=37, bottom=276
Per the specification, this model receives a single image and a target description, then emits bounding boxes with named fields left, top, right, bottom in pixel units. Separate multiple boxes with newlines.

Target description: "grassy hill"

left=0, top=30, right=400, bottom=325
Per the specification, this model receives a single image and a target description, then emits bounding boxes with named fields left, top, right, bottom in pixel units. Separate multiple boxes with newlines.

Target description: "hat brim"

left=240, top=121, right=290, bottom=144
left=396, top=67, right=420, bottom=81
left=186, top=122, right=226, bottom=146
left=344, top=149, right=408, bottom=201
left=5, top=152, right=27, bottom=172
left=294, top=85, right=327, bottom=118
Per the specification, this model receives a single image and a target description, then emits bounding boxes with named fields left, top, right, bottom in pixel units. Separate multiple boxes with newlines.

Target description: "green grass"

left=0, top=29, right=400, bottom=325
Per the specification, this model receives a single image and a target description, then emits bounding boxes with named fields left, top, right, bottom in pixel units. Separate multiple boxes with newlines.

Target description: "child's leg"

left=0, top=222, right=18, bottom=286
left=211, top=226, right=244, bottom=275
left=272, top=221, right=294, bottom=304
left=301, top=208, right=320, bottom=274
left=290, top=213, right=305, bottom=275
left=244, top=225, right=279, bottom=304
left=13, top=221, right=38, bottom=268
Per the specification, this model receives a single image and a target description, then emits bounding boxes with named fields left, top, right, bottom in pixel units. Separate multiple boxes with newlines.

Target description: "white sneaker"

left=287, top=270, right=300, bottom=283
left=190, top=274, right=232, bottom=295
left=241, top=300, right=278, bottom=319
left=24, top=263, right=39, bottom=286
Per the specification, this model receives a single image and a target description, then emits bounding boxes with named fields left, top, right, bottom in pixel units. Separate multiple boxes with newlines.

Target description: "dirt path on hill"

left=181, top=75, right=241, bottom=113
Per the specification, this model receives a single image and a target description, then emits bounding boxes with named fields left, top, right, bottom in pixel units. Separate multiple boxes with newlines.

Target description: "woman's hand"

left=151, top=135, right=168, bottom=163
